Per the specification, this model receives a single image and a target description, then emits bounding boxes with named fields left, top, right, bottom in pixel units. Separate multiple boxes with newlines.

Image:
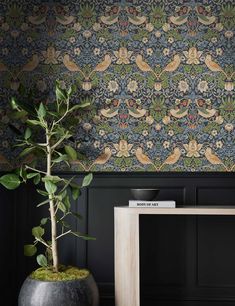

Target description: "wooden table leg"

left=115, top=209, right=140, bottom=306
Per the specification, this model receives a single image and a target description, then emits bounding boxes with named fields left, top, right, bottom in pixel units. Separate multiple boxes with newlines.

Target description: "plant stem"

left=46, top=131, right=59, bottom=273
left=35, top=238, right=51, bottom=249
left=25, top=165, right=47, bottom=175
left=56, top=230, right=71, bottom=240
left=51, top=131, right=70, bottom=150
left=54, top=98, right=70, bottom=126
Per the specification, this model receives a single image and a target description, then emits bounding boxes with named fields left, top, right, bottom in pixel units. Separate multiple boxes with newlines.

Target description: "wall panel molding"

left=0, top=172, right=235, bottom=305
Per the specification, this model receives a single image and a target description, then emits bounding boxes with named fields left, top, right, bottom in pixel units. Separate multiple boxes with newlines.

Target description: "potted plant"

left=0, top=82, right=99, bottom=306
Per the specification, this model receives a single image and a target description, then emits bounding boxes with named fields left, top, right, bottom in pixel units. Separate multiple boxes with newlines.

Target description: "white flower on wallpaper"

left=178, top=80, right=189, bottom=93
left=197, top=80, right=209, bottom=93
left=127, top=80, right=138, bottom=93
left=108, top=80, right=119, bottom=93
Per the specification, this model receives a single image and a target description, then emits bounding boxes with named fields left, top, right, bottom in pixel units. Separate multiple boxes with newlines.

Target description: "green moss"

left=30, top=265, right=89, bottom=282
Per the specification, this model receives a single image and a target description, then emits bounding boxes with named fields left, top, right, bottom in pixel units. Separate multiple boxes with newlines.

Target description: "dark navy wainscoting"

left=1, top=173, right=235, bottom=306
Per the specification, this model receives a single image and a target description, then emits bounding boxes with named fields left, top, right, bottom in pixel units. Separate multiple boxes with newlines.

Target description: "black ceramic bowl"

left=130, top=189, right=160, bottom=201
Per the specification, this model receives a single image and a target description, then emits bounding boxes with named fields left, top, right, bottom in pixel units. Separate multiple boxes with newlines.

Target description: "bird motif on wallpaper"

left=28, top=8, right=47, bottom=25
left=135, top=55, right=158, bottom=78
left=63, top=54, right=112, bottom=89
left=136, top=54, right=181, bottom=80
left=100, top=15, right=119, bottom=25
left=135, top=147, right=156, bottom=169
left=169, top=5, right=216, bottom=28
left=87, top=54, right=112, bottom=79
left=195, top=6, right=216, bottom=25
left=21, top=54, right=40, bottom=72
left=170, top=99, right=190, bottom=119
left=198, top=109, right=216, bottom=119
left=158, top=54, right=181, bottom=78
left=205, top=55, right=229, bottom=79
left=4, top=54, right=40, bottom=76
left=126, top=98, right=147, bottom=118
left=128, top=15, right=146, bottom=26
left=53, top=4, right=75, bottom=25
left=15, top=55, right=40, bottom=90
left=169, top=6, right=191, bottom=25
left=100, top=99, right=120, bottom=118
left=197, top=15, right=216, bottom=25
left=0, top=55, right=40, bottom=91
left=158, top=147, right=181, bottom=170
left=100, top=99, right=147, bottom=120
left=28, top=4, right=75, bottom=35
left=63, top=54, right=86, bottom=76
left=196, top=99, right=217, bottom=119
left=88, top=147, right=112, bottom=170
left=100, top=4, right=146, bottom=37
left=100, top=108, right=119, bottom=118
left=205, top=148, right=228, bottom=171
left=54, top=4, right=75, bottom=26
left=16, top=55, right=40, bottom=76
left=55, top=15, right=74, bottom=25
left=128, top=108, right=146, bottom=118
left=0, top=61, right=8, bottom=72
left=100, top=5, right=120, bottom=25
left=170, top=108, right=188, bottom=119
left=170, top=15, right=188, bottom=26
left=71, top=147, right=112, bottom=171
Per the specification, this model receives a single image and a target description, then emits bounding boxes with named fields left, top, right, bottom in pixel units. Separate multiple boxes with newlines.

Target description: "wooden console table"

left=114, top=207, right=235, bottom=306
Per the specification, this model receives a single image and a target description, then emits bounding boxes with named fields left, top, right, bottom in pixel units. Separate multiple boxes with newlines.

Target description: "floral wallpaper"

left=0, top=0, right=234, bottom=172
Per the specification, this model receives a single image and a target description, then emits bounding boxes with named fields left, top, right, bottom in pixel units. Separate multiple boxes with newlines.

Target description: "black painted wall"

left=1, top=173, right=235, bottom=306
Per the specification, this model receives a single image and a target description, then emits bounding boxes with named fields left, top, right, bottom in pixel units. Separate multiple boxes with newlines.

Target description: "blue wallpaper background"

left=0, top=0, right=234, bottom=172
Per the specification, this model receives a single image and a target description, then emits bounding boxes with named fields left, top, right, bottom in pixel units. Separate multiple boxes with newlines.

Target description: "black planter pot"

left=18, top=273, right=99, bottom=306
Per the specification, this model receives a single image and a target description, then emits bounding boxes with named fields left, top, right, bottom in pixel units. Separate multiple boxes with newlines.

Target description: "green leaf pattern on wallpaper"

left=0, top=0, right=234, bottom=172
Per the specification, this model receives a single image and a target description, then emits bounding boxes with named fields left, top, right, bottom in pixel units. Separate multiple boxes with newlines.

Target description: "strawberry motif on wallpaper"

left=0, top=0, right=234, bottom=172
left=28, top=4, right=75, bottom=35
left=100, top=3, right=147, bottom=36
left=169, top=4, right=217, bottom=31
left=100, top=98, right=147, bottom=124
